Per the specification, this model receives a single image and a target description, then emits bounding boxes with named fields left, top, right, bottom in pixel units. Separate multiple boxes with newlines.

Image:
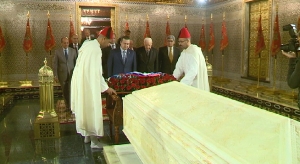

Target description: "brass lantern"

left=38, top=58, right=57, bottom=118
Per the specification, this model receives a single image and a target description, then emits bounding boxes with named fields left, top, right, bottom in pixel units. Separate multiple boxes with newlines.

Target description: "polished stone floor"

left=0, top=99, right=129, bottom=164
left=212, top=77, right=298, bottom=108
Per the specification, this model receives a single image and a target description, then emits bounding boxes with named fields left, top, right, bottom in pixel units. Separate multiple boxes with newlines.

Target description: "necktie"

left=169, top=47, right=173, bottom=62
left=64, top=49, right=68, bottom=60
left=122, top=50, right=126, bottom=64
left=111, top=44, right=115, bottom=49
left=146, top=50, right=149, bottom=57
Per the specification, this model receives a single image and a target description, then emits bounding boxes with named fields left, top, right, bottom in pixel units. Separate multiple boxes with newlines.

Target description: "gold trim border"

left=115, top=0, right=193, bottom=5
left=75, top=2, right=119, bottom=41
left=242, top=0, right=273, bottom=80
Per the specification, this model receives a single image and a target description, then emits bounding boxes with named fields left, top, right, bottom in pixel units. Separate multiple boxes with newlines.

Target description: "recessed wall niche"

left=80, top=7, right=111, bottom=37
left=76, top=3, right=118, bottom=41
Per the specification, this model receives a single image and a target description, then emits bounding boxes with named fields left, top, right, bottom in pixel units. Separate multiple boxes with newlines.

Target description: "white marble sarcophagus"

left=123, top=81, right=300, bottom=164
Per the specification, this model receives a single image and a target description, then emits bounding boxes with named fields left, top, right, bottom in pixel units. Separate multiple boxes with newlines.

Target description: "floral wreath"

left=107, top=72, right=176, bottom=92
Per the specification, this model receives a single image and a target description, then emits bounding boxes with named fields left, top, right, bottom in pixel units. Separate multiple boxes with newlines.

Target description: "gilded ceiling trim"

left=115, top=0, right=194, bottom=5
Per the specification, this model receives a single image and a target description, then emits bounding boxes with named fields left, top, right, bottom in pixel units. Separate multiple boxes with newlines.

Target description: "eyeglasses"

left=178, top=40, right=187, bottom=43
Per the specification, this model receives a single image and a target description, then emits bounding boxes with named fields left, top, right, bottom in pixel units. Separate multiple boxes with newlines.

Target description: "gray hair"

left=166, top=35, right=175, bottom=41
left=144, top=37, right=152, bottom=43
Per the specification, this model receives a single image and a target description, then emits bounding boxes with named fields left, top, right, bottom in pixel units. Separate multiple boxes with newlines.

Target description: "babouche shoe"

left=90, top=136, right=103, bottom=149
left=84, top=136, right=91, bottom=143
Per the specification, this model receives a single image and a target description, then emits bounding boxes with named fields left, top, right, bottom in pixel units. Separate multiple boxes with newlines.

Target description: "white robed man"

left=173, top=27, right=210, bottom=91
left=71, top=26, right=117, bottom=149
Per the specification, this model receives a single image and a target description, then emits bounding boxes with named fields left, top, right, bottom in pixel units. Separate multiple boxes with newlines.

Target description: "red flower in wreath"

left=107, top=72, right=176, bottom=92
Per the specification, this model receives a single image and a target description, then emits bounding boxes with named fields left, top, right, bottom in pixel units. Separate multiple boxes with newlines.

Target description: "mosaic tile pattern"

left=0, top=0, right=299, bottom=93
left=276, top=0, right=300, bottom=83
left=0, top=1, right=76, bottom=83
left=248, top=1, right=271, bottom=79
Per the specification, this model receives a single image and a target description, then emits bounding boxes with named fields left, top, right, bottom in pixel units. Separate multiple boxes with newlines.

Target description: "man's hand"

left=105, top=87, right=117, bottom=95
left=281, top=50, right=296, bottom=58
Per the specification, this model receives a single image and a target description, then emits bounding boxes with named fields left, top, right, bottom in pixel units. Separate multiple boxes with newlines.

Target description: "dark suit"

left=107, top=48, right=137, bottom=77
left=80, top=35, right=95, bottom=46
left=101, top=46, right=112, bottom=79
left=136, top=47, right=158, bottom=73
left=158, top=46, right=181, bottom=74
left=53, top=47, right=77, bottom=110
left=69, top=43, right=81, bottom=57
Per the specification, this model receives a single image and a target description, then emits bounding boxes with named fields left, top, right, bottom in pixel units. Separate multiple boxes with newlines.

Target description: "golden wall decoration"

left=75, top=2, right=119, bottom=42
left=0, top=0, right=299, bottom=91
left=117, top=0, right=194, bottom=5
left=247, top=0, right=270, bottom=80
left=275, top=0, right=300, bottom=85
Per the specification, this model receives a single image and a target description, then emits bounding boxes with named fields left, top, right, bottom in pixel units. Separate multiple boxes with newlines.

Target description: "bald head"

left=144, top=37, right=152, bottom=51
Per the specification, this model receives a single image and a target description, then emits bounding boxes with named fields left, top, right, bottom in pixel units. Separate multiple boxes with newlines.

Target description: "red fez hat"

left=99, top=27, right=113, bottom=39
left=178, top=27, right=191, bottom=38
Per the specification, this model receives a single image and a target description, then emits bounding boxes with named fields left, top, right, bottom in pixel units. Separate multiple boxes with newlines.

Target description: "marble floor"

left=0, top=77, right=299, bottom=164
left=212, top=77, right=298, bottom=108
left=0, top=99, right=129, bottom=164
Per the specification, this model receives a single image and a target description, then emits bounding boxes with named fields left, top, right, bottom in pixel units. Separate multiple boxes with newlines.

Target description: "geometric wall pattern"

left=248, top=0, right=270, bottom=80
left=0, top=0, right=299, bottom=92
left=0, top=1, right=75, bottom=83
left=274, top=0, right=300, bottom=90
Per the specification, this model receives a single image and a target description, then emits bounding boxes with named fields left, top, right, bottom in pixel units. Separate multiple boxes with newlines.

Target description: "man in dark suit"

left=107, top=36, right=137, bottom=77
left=80, top=28, right=95, bottom=45
left=53, top=37, right=77, bottom=113
left=136, top=37, right=159, bottom=73
left=158, top=35, right=181, bottom=74
left=101, top=46, right=111, bottom=79
left=117, top=30, right=131, bottom=47
left=109, top=33, right=117, bottom=49
left=69, top=34, right=81, bottom=57
left=101, top=33, right=117, bottom=79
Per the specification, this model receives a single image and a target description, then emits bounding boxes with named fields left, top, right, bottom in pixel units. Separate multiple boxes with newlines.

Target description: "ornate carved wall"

left=248, top=0, right=271, bottom=81
left=117, top=3, right=205, bottom=48
left=0, top=0, right=299, bottom=91
left=0, top=1, right=76, bottom=84
left=274, top=0, right=300, bottom=90
left=204, top=0, right=243, bottom=80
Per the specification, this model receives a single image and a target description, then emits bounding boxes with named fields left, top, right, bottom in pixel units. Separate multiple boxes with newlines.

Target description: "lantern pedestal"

left=34, top=117, right=60, bottom=139
left=34, top=58, right=60, bottom=139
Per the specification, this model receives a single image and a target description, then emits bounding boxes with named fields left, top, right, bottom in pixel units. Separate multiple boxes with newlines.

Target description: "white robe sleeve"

left=180, top=54, right=199, bottom=86
left=98, top=48, right=109, bottom=93
left=101, top=76, right=109, bottom=93
left=173, top=56, right=183, bottom=80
